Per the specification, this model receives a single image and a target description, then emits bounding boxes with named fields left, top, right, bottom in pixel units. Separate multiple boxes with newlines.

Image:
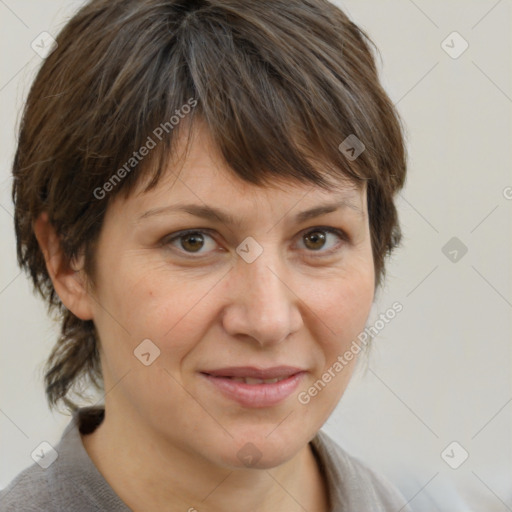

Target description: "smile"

left=200, top=371, right=306, bottom=408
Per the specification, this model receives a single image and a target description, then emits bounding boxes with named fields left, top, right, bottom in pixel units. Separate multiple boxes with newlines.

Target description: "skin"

left=34, top=121, right=375, bottom=512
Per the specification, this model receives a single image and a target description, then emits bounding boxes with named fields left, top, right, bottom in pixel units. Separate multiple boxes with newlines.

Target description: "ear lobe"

left=33, top=212, right=94, bottom=321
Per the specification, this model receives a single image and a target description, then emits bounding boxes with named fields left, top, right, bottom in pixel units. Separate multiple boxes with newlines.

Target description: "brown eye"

left=303, top=230, right=327, bottom=251
left=180, top=232, right=205, bottom=252
left=297, top=227, right=347, bottom=256
left=165, top=230, right=218, bottom=255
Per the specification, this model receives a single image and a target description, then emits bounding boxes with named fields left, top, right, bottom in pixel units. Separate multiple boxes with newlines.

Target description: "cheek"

left=339, top=273, right=374, bottom=331
left=108, top=267, right=222, bottom=359
left=297, top=268, right=374, bottom=419
left=308, top=231, right=374, bottom=317
left=308, top=264, right=375, bottom=350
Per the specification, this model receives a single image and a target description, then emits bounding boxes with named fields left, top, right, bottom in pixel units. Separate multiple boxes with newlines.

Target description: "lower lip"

left=200, top=372, right=305, bottom=408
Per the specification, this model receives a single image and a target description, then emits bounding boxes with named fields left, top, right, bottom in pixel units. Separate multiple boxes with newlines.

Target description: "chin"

left=218, top=449, right=296, bottom=471
left=213, top=429, right=305, bottom=471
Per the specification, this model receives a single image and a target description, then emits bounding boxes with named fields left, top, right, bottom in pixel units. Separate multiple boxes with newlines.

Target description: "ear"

left=33, top=211, right=94, bottom=321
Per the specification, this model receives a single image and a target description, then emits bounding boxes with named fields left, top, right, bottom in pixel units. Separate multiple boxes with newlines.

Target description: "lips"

left=219, top=376, right=289, bottom=384
left=200, top=366, right=306, bottom=407
left=201, top=365, right=304, bottom=380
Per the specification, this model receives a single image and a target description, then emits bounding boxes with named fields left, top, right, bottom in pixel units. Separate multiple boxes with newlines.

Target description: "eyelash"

left=162, top=227, right=348, bottom=259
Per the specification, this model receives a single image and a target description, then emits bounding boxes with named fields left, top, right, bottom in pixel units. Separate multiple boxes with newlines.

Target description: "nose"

left=221, top=248, right=304, bottom=347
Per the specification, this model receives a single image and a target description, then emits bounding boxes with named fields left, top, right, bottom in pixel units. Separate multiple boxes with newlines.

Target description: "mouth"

left=199, top=366, right=306, bottom=408
left=209, top=375, right=290, bottom=385
left=201, top=365, right=304, bottom=380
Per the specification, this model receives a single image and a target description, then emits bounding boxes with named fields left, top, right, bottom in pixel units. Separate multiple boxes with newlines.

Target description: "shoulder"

left=311, top=429, right=412, bottom=511
left=0, top=463, right=53, bottom=511
left=0, top=407, right=125, bottom=512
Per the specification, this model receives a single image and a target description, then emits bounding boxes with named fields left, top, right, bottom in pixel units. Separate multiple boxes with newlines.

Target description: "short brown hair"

left=12, top=0, right=407, bottom=411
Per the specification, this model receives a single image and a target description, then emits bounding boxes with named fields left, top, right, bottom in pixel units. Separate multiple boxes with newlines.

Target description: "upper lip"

left=201, top=366, right=304, bottom=379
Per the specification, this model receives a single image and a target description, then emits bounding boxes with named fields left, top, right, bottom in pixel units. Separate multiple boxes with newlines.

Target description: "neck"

left=80, top=405, right=329, bottom=512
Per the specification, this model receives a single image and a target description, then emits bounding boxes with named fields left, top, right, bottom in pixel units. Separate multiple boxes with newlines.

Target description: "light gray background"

left=1, top=1, right=511, bottom=510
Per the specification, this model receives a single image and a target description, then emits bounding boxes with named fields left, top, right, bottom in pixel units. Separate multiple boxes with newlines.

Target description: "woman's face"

left=85, top=123, right=375, bottom=469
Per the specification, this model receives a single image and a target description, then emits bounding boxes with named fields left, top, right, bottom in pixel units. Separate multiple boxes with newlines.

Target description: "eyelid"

left=163, top=226, right=348, bottom=257
left=294, top=226, right=348, bottom=256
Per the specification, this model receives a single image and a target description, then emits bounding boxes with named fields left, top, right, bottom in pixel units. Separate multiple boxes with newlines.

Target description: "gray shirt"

left=0, top=407, right=411, bottom=511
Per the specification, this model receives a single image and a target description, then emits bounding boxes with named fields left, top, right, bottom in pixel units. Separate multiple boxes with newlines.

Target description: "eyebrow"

left=136, top=198, right=364, bottom=226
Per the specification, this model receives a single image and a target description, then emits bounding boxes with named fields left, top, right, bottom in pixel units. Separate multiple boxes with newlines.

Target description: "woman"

left=1, top=0, right=410, bottom=510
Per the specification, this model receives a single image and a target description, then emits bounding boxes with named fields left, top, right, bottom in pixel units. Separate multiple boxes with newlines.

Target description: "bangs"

left=108, top=0, right=373, bottom=202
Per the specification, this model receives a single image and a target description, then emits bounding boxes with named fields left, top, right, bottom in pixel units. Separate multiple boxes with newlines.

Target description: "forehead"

left=113, top=121, right=367, bottom=222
